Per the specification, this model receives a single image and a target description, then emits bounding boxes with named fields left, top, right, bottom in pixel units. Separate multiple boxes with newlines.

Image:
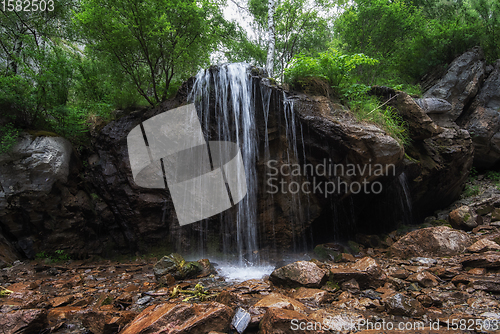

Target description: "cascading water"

left=189, top=63, right=260, bottom=267
left=398, top=171, right=413, bottom=224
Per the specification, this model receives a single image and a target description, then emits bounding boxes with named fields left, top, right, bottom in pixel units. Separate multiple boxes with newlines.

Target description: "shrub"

left=284, top=48, right=378, bottom=91
left=0, top=123, right=19, bottom=154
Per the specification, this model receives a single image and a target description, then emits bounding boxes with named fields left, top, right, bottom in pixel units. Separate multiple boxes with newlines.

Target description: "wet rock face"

left=370, top=87, right=442, bottom=140
left=294, top=95, right=404, bottom=187
left=389, top=226, right=474, bottom=258
left=0, top=134, right=101, bottom=259
left=406, top=126, right=474, bottom=218
left=459, top=60, right=500, bottom=168
left=0, top=135, right=72, bottom=195
left=423, top=46, right=485, bottom=124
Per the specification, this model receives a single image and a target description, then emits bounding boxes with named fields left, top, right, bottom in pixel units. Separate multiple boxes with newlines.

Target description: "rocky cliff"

left=1, top=47, right=497, bottom=262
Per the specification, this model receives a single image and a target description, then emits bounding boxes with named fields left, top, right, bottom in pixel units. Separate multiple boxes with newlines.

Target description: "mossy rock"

left=27, top=130, right=60, bottom=137
left=347, top=240, right=361, bottom=254
left=314, top=243, right=344, bottom=261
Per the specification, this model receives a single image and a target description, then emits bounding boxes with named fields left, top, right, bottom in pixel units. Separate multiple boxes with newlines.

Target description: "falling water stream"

left=185, top=63, right=412, bottom=281
left=189, top=63, right=274, bottom=279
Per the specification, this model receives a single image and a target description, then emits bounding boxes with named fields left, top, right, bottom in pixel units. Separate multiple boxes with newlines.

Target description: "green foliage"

left=349, top=96, right=411, bottom=147
left=284, top=49, right=408, bottom=145
left=335, top=0, right=500, bottom=83
left=469, top=167, right=478, bottom=179
left=462, top=184, right=481, bottom=198
left=284, top=48, right=378, bottom=90
left=74, top=0, right=231, bottom=106
left=232, top=0, right=334, bottom=80
left=101, top=296, right=113, bottom=306
left=485, top=171, right=500, bottom=182
left=0, top=287, right=13, bottom=298
left=35, top=250, right=71, bottom=262
left=0, top=124, right=20, bottom=154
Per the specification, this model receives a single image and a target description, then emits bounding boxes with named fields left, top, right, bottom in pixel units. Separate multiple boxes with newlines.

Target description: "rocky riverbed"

left=1, top=215, right=500, bottom=333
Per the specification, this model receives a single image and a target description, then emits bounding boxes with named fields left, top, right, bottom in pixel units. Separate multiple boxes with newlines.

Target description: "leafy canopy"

left=74, top=0, right=232, bottom=106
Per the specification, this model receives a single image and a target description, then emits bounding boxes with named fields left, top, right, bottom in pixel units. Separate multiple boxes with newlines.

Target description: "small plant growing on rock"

left=35, top=250, right=71, bottom=263
left=0, top=286, right=13, bottom=297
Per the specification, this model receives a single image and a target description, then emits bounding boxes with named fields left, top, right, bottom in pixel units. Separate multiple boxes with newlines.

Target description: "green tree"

left=228, top=0, right=334, bottom=80
left=74, top=0, right=232, bottom=106
left=0, top=2, right=77, bottom=128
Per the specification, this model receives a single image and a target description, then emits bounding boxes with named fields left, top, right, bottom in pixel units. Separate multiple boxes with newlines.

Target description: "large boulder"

left=0, top=309, right=48, bottom=334
left=423, top=46, right=486, bottom=125
left=459, top=60, right=500, bottom=168
left=0, top=134, right=72, bottom=195
left=295, top=95, right=404, bottom=187
left=389, top=226, right=474, bottom=258
left=369, top=87, right=442, bottom=140
left=449, top=205, right=480, bottom=231
left=384, top=293, right=425, bottom=317
left=405, top=126, right=474, bottom=218
left=119, top=302, right=232, bottom=334
left=415, top=97, right=452, bottom=114
left=0, top=134, right=101, bottom=258
left=270, top=261, right=327, bottom=288
left=153, top=253, right=214, bottom=280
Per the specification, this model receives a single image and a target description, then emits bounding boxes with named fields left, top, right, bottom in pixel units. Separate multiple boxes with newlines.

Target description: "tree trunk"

left=266, top=0, right=276, bottom=78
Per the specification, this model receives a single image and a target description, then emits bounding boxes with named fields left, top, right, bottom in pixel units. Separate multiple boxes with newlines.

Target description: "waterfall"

left=398, top=172, right=413, bottom=224
left=189, top=63, right=260, bottom=266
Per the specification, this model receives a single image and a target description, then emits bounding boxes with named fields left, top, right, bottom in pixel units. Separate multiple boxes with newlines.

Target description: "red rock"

left=460, top=251, right=500, bottom=268
left=253, top=292, right=307, bottom=312
left=292, top=287, right=331, bottom=305
left=452, top=274, right=500, bottom=292
left=48, top=306, right=82, bottom=327
left=384, top=293, right=425, bottom=317
left=123, top=284, right=140, bottom=292
left=449, top=205, right=479, bottom=231
left=341, top=278, right=360, bottom=293
left=49, top=295, right=75, bottom=308
left=260, top=308, right=325, bottom=334
left=468, top=267, right=486, bottom=275
left=270, top=261, right=327, bottom=288
left=309, top=309, right=364, bottom=332
left=0, top=309, right=47, bottom=334
left=80, top=310, right=137, bottom=334
left=431, top=266, right=461, bottom=278
left=119, top=302, right=232, bottom=334
left=340, top=253, right=356, bottom=262
left=352, top=257, right=382, bottom=277
left=389, top=226, right=473, bottom=258
left=329, top=259, right=385, bottom=289
left=385, top=267, right=410, bottom=279
left=467, top=239, right=500, bottom=253
left=407, top=271, right=440, bottom=288
left=230, top=279, right=271, bottom=294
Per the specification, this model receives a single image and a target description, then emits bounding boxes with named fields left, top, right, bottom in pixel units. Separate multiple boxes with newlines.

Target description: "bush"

left=284, top=49, right=409, bottom=146
left=284, top=48, right=378, bottom=91
left=0, top=123, right=20, bottom=154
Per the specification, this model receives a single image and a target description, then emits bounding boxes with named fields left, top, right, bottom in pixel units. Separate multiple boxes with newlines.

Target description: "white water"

left=216, top=263, right=275, bottom=282
left=398, top=172, right=413, bottom=224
